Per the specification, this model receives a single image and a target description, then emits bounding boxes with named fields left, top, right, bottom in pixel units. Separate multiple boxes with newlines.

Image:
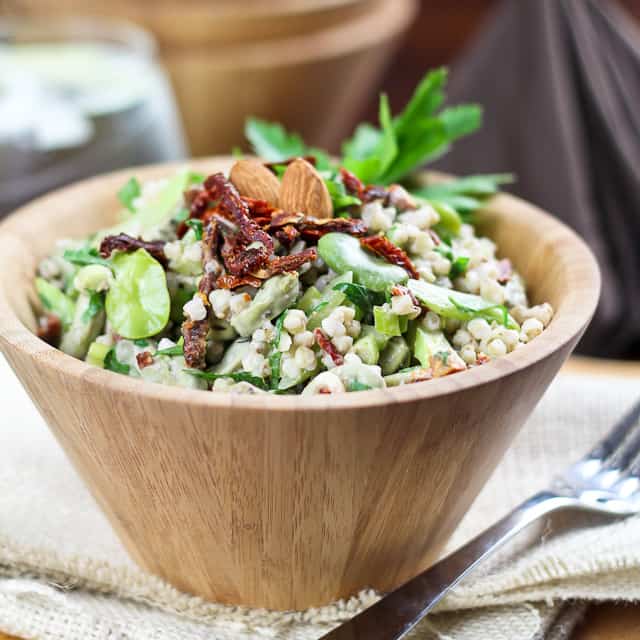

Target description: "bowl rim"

left=0, top=158, right=601, bottom=413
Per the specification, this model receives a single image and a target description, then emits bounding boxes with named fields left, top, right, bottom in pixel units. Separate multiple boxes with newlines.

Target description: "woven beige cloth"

left=0, top=353, right=639, bottom=639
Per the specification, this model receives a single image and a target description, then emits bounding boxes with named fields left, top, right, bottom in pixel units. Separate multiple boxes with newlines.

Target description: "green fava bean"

left=317, top=233, right=408, bottom=292
left=105, top=249, right=170, bottom=339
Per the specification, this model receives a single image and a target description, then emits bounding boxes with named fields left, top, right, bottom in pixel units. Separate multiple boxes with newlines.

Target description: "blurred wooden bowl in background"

left=2, top=0, right=418, bottom=155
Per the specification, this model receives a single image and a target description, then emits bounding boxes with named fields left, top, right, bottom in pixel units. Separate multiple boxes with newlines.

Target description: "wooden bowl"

left=0, top=158, right=600, bottom=610
left=162, top=0, right=417, bottom=155
left=5, top=0, right=377, bottom=49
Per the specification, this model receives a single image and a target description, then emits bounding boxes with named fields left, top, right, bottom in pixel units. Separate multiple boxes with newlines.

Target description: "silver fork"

left=321, top=399, right=640, bottom=640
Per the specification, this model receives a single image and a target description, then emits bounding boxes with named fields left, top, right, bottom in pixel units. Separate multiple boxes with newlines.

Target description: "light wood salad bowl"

left=0, top=158, right=600, bottom=610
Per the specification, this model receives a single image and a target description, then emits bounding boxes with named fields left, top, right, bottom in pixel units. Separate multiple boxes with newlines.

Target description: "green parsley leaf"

left=63, top=247, right=111, bottom=269
left=82, top=290, right=105, bottom=323
left=324, top=174, right=361, bottom=211
left=245, top=118, right=307, bottom=161
left=268, top=311, right=287, bottom=390
left=333, top=282, right=385, bottom=319
left=450, top=256, right=470, bottom=279
left=184, top=369, right=267, bottom=390
left=134, top=339, right=149, bottom=347
left=117, top=177, right=141, bottom=212
left=104, top=348, right=130, bottom=375
left=156, top=337, right=184, bottom=356
left=185, top=219, right=204, bottom=240
left=309, top=301, right=329, bottom=315
left=434, top=350, right=450, bottom=366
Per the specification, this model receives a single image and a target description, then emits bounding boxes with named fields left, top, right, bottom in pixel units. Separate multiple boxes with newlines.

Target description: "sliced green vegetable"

left=347, top=380, right=373, bottom=392
left=430, top=201, right=463, bottom=236
left=105, top=249, right=171, bottom=340
left=359, top=324, right=391, bottom=350
left=297, top=286, right=322, bottom=315
left=118, top=177, right=141, bottom=212
left=35, top=278, right=75, bottom=329
left=231, top=273, right=300, bottom=337
left=407, top=279, right=518, bottom=329
left=59, top=291, right=106, bottom=359
left=307, top=272, right=353, bottom=330
left=414, top=328, right=454, bottom=368
left=86, top=341, right=110, bottom=368
left=351, top=332, right=380, bottom=365
left=156, top=337, right=184, bottom=356
left=211, top=339, right=251, bottom=374
left=374, top=306, right=403, bottom=337
left=318, top=233, right=407, bottom=292
left=379, top=336, right=411, bottom=375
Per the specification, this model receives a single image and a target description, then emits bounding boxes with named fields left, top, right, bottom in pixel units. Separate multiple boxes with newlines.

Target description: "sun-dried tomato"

left=299, top=217, right=367, bottom=241
left=37, top=313, right=62, bottom=346
left=497, top=258, right=513, bottom=284
left=339, top=167, right=388, bottom=204
left=269, top=211, right=305, bottom=229
left=182, top=319, right=209, bottom=369
left=216, top=274, right=262, bottom=289
left=100, top=234, right=168, bottom=267
left=264, top=248, right=317, bottom=276
left=476, top=353, right=490, bottom=366
left=136, top=351, right=154, bottom=369
left=242, top=197, right=279, bottom=225
left=274, top=225, right=300, bottom=248
left=203, top=173, right=274, bottom=276
left=314, top=328, right=344, bottom=366
left=360, top=235, right=419, bottom=279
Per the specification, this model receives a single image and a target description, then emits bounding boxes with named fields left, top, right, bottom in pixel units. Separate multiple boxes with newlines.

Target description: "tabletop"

left=1, top=355, right=638, bottom=640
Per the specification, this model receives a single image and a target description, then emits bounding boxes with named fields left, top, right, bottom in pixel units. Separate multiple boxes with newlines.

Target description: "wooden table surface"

left=1, top=356, right=638, bottom=640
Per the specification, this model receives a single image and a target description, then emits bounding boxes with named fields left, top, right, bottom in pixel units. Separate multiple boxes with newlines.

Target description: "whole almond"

left=230, top=158, right=281, bottom=203
left=279, top=158, right=333, bottom=219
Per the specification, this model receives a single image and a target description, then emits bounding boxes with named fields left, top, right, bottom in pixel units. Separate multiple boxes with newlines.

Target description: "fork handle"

left=321, top=491, right=575, bottom=640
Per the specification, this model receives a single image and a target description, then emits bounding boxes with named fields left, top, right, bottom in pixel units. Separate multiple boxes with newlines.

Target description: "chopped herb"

left=185, top=219, right=204, bottom=240
left=188, top=171, right=205, bottom=185
left=325, top=174, right=362, bottom=211
left=434, top=350, right=450, bottom=365
left=156, top=337, right=184, bottom=356
left=268, top=311, right=287, bottom=390
left=333, top=282, right=385, bottom=319
left=184, top=369, right=267, bottom=390
left=450, top=256, right=470, bottom=279
left=82, top=290, right=105, bottom=323
left=134, top=339, right=149, bottom=347
left=104, top=348, right=130, bottom=375
left=448, top=296, right=510, bottom=327
left=434, top=245, right=469, bottom=279
left=63, top=247, right=112, bottom=269
left=117, top=177, right=141, bottom=212
left=348, top=380, right=373, bottom=392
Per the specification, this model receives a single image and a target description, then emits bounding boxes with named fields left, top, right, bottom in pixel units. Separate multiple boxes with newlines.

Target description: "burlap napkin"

left=1, top=353, right=639, bottom=639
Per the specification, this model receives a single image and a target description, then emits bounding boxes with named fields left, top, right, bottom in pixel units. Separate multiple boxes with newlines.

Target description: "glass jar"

left=0, top=17, right=187, bottom=216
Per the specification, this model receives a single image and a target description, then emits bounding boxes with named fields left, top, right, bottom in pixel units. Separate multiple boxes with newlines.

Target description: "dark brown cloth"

left=435, top=0, right=640, bottom=358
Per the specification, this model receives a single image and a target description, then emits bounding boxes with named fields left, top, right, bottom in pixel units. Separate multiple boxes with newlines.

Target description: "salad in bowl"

left=34, top=69, right=552, bottom=396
